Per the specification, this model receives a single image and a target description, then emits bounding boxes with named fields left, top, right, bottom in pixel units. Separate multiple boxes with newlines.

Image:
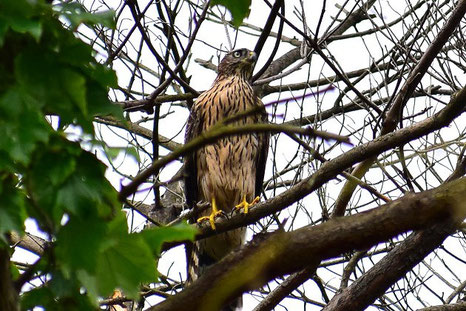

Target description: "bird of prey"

left=184, top=48, right=269, bottom=309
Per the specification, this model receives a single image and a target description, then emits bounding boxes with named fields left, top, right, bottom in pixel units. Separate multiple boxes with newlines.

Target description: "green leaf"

left=56, top=2, right=115, bottom=29
left=97, top=235, right=156, bottom=298
left=21, top=287, right=56, bottom=311
left=55, top=151, right=118, bottom=218
left=0, top=174, right=26, bottom=236
left=58, top=38, right=94, bottom=67
left=14, top=44, right=121, bottom=135
left=105, top=147, right=121, bottom=161
left=86, top=78, right=123, bottom=121
left=21, top=274, right=96, bottom=311
left=104, top=145, right=140, bottom=163
left=56, top=217, right=106, bottom=276
left=15, top=49, right=86, bottom=130
left=30, top=139, right=78, bottom=187
left=0, top=0, right=138, bottom=309
left=27, top=137, right=78, bottom=223
left=141, top=222, right=197, bottom=256
left=86, top=10, right=116, bottom=29
left=95, top=213, right=157, bottom=298
left=0, top=0, right=43, bottom=44
left=211, top=0, right=251, bottom=27
left=60, top=68, right=87, bottom=117
left=85, top=221, right=196, bottom=299
left=76, top=270, right=99, bottom=304
left=88, top=63, right=118, bottom=88
left=125, top=146, right=140, bottom=162
left=48, top=270, right=78, bottom=299
left=27, top=137, right=117, bottom=223
left=0, top=88, right=50, bottom=165
left=10, top=261, right=20, bottom=281
left=10, top=19, right=42, bottom=42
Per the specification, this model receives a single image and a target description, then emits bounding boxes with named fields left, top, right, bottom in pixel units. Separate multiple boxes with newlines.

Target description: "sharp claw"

left=197, top=198, right=222, bottom=230
left=198, top=195, right=260, bottom=229
left=235, top=195, right=260, bottom=214
left=197, top=212, right=222, bottom=230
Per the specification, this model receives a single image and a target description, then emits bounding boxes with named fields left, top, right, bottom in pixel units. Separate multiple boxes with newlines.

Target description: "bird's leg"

left=197, top=197, right=223, bottom=230
left=235, top=195, right=260, bottom=214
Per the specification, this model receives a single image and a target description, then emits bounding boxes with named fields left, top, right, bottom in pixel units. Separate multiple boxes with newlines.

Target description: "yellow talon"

left=235, top=195, right=260, bottom=214
left=197, top=197, right=222, bottom=230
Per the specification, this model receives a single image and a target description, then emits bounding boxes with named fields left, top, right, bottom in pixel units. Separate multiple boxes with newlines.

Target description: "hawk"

left=184, top=48, right=269, bottom=309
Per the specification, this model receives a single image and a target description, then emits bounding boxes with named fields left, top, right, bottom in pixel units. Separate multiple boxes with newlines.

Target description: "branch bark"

left=0, top=247, right=19, bottom=311
left=323, top=221, right=458, bottom=311
left=186, top=85, right=466, bottom=242
left=149, top=177, right=466, bottom=311
left=8, top=232, right=47, bottom=256
left=417, top=301, right=466, bottom=311
left=154, top=85, right=466, bottom=255
left=321, top=152, right=466, bottom=311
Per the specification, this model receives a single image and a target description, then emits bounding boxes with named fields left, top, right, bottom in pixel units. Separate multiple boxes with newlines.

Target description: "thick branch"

left=121, top=81, right=465, bottom=204
left=0, top=247, right=19, bottom=311
left=323, top=220, right=459, bottom=311
left=417, top=302, right=466, bottom=311
left=322, top=154, right=466, bottom=311
left=156, top=86, right=465, bottom=253
left=186, top=86, right=466, bottom=241
left=8, top=232, right=47, bottom=256
left=150, top=178, right=466, bottom=311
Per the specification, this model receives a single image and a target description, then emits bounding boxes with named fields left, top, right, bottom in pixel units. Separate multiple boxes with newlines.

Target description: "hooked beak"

left=248, top=51, right=257, bottom=62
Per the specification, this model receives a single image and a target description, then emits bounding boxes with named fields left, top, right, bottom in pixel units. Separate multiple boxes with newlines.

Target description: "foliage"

left=89, top=0, right=466, bottom=310
left=0, top=0, right=196, bottom=309
left=210, top=0, right=251, bottom=27
left=4, top=0, right=466, bottom=310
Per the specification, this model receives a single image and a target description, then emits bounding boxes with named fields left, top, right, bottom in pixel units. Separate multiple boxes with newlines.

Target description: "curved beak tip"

left=249, top=51, right=257, bottom=62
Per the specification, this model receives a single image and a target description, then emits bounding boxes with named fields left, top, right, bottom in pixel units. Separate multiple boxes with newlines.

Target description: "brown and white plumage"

left=184, top=48, right=269, bottom=309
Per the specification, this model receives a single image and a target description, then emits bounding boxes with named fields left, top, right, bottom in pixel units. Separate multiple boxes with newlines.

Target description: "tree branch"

left=323, top=220, right=459, bottom=311
left=0, top=247, right=19, bottom=311
left=417, top=301, right=466, bottom=311
left=118, top=123, right=349, bottom=201
left=322, top=150, right=466, bottom=311
left=95, top=116, right=181, bottom=152
left=149, top=178, right=466, bottom=311
left=187, top=85, right=466, bottom=242
left=333, top=0, right=466, bottom=217
left=8, top=232, right=47, bottom=256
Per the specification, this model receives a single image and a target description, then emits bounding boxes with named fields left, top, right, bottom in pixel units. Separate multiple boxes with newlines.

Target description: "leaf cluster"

left=210, top=0, right=252, bottom=27
left=0, top=0, right=195, bottom=309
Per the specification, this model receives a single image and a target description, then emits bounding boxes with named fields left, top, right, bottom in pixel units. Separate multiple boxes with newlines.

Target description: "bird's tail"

left=186, top=229, right=245, bottom=310
left=222, top=297, right=243, bottom=311
left=187, top=239, right=216, bottom=283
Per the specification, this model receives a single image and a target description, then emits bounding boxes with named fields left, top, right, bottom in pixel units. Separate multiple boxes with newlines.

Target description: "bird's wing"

left=184, top=102, right=203, bottom=209
left=255, top=99, right=269, bottom=198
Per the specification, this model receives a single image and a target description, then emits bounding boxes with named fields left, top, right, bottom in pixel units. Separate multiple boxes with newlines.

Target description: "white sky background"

left=14, top=0, right=466, bottom=310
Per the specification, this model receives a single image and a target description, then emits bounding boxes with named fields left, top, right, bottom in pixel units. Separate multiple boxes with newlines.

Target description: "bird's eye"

left=232, top=50, right=242, bottom=58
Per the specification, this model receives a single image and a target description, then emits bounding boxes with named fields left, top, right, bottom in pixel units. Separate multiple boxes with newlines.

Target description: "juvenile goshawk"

left=184, top=48, right=269, bottom=310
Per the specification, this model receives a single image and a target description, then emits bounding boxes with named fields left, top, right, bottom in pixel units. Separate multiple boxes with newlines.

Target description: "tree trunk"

left=0, top=247, right=19, bottom=311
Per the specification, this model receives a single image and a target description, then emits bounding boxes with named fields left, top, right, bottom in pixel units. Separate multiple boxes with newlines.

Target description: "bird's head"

left=217, top=48, right=257, bottom=81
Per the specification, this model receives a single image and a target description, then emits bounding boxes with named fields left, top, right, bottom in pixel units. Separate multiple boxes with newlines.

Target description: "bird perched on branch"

left=184, top=48, right=269, bottom=310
